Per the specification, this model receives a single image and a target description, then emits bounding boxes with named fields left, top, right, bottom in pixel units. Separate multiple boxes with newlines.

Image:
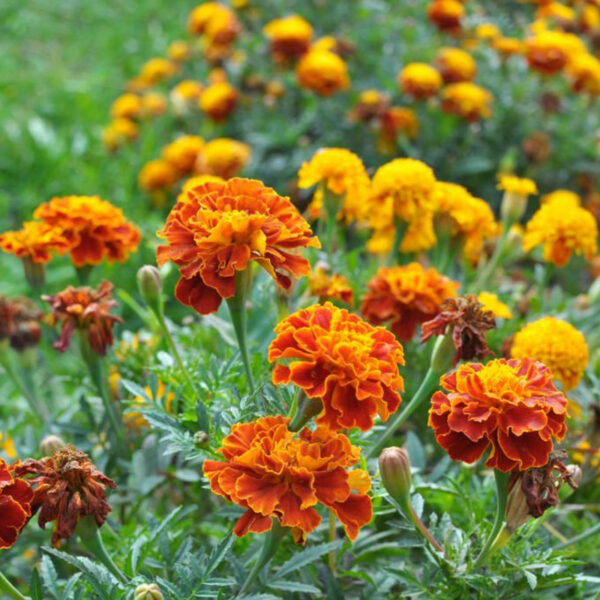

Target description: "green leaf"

left=275, top=541, right=343, bottom=579
left=268, top=580, right=322, bottom=594
left=29, top=568, right=42, bottom=600
left=40, top=555, right=60, bottom=600
left=204, top=531, right=234, bottom=578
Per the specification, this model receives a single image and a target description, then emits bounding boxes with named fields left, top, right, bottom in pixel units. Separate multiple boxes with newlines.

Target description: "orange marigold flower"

left=0, top=296, right=43, bottom=352
left=156, top=178, right=319, bottom=315
left=296, top=50, right=350, bottom=96
left=525, top=31, right=586, bottom=75
left=162, top=135, right=205, bottom=174
left=34, top=196, right=140, bottom=268
left=361, top=263, right=459, bottom=341
left=477, top=292, right=513, bottom=319
left=102, top=118, right=139, bottom=152
left=399, top=63, right=442, bottom=100
left=307, top=266, right=354, bottom=305
left=110, top=93, right=142, bottom=121
left=441, top=82, right=493, bottom=121
left=170, top=80, right=204, bottom=115
left=196, top=138, right=251, bottom=179
left=378, top=106, right=419, bottom=144
left=428, top=358, right=568, bottom=472
left=475, top=23, right=502, bottom=41
left=167, top=40, right=191, bottom=63
left=15, top=446, right=116, bottom=547
left=139, top=57, right=177, bottom=86
left=203, top=415, right=372, bottom=543
left=141, top=92, right=168, bottom=118
left=0, top=221, right=69, bottom=264
left=567, top=53, right=600, bottom=95
left=138, top=159, right=179, bottom=193
left=199, top=81, right=238, bottom=122
left=435, top=47, right=477, bottom=83
left=43, top=281, right=122, bottom=356
left=0, top=458, right=34, bottom=549
left=349, top=89, right=390, bottom=122
left=263, top=15, right=314, bottom=61
left=493, top=37, right=524, bottom=58
left=269, top=303, right=404, bottom=431
left=427, top=0, right=465, bottom=34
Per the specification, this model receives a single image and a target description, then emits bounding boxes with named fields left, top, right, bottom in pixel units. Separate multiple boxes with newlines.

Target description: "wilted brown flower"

left=15, top=446, right=116, bottom=547
left=43, top=281, right=122, bottom=356
left=420, top=295, right=495, bottom=366
left=0, top=295, right=43, bottom=352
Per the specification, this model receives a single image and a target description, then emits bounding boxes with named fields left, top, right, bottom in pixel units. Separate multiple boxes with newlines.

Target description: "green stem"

left=402, top=501, right=444, bottom=553
left=471, top=217, right=514, bottom=292
left=555, top=520, right=600, bottom=550
left=288, top=394, right=321, bottom=432
left=321, top=188, right=340, bottom=264
left=0, top=352, right=44, bottom=424
left=75, top=265, right=94, bottom=286
left=79, top=524, right=127, bottom=583
left=238, top=521, right=286, bottom=596
left=328, top=511, right=337, bottom=576
left=473, top=470, right=511, bottom=569
left=390, top=220, right=407, bottom=266
left=226, top=270, right=255, bottom=394
left=366, top=368, right=438, bottom=460
left=0, top=571, right=28, bottom=600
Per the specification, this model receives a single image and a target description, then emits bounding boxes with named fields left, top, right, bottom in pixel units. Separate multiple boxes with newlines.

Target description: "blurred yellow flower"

left=138, top=160, right=178, bottom=192
left=475, top=23, right=501, bottom=41
left=493, top=37, right=524, bottom=58
left=141, top=93, right=168, bottom=118
left=196, top=138, right=251, bottom=179
left=567, top=53, right=600, bottom=95
left=308, top=266, right=354, bottom=306
left=263, top=15, right=313, bottom=61
left=0, top=431, right=16, bottom=459
left=296, top=50, right=350, bottom=96
left=441, top=82, right=493, bottom=121
left=435, top=47, right=477, bottom=83
left=167, top=40, right=191, bottom=62
left=427, top=0, right=464, bottom=34
left=200, top=81, right=238, bottom=122
left=110, top=93, right=142, bottom=120
left=102, top=119, right=138, bottom=152
left=162, top=136, right=205, bottom=174
left=399, top=63, right=442, bottom=99
left=140, top=57, right=177, bottom=85
left=477, top=292, right=512, bottom=319
left=525, top=31, right=586, bottom=75
left=125, top=381, right=176, bottom=430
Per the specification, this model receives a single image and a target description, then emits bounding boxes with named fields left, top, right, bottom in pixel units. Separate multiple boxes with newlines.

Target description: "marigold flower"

left=441, top=82, right=493, bottom=121
left=0, top=458, right=34, bottom=549
left=0, top=432, right=17, bottom=459
left=171, top=79, right=204, bottom=104
left=191, top=2, right=240, bottom=47
left=493, top=37, right=524, bottom=58
left=427, top=0, right=465, bottom=34
left=0, top=296, right=43, bottom=352
left=378, top=107, right=420, bottom=149
left=421, top=295, right=495, bottom=365
left=523, top=193, right=598, bottom=266
left=138, top=160, right=179, bottom=193
left=263, top=15, right=314, bottom=61
left=307, top=266, right=354, bottom=306
left=511, top=317, right=588, bottom=390
left=399, top=63, right=442, bottom=100
left=361, top=263, right=459, bottom=341
left=541, top=189, right=580, bottom=206
left=525, top=31, right=586, bottom=75
left=16, top=446, right=116, bottom=547
left=0, top=221, right=69, bottom=264
left=435, top=47, right=477, bottom=83
left=269, top=303, right=404, bottom=431
left=162, top=136, right=205, bottom=174
left=141, top=92, right=167, bottom=118
left=349, top=89, right=390, bottom=122
left=34, top=196, right=140, bottom=267
left=567, top=52, right=600, bottom=95
left=477, top=292, right=513, bottom=319
left=498, top=174, right=538, bottom=198
left=199, top=81, right=238, bottom=122
left=139, top=57, right=176, bottom=86
left=124, top=380, right=175, bottom=430
left=475, top=23, right=502, bottom=41
left=157, top=178, right=319, bottom=315
left=110, top=93, right=142, bottom=121
left=102, top=118, right=139, bottom=152
left=167, top=40, right=191, bottom=62
left=203, top=415, right=372, bottom=543
left=428, top=358, right=568, bottom=472
left=180, top=174, right=225, bottom=198
left=296, top=50, right=350, bottom=96
left=43, top=280, right=122, bottom=356
left=536, top=2, right=575, bottom=22
left=196, top=138, right=251, bottom=179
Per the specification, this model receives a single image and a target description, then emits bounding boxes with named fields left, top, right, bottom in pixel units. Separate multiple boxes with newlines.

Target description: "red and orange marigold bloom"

left=263, top=15, right=314, bottom=62
left=268, top=303, right=404, bottom=431
left=308, top=266, right=354, bottom=306
left=361, top=263, right=459, bottom=342
left=0, top=458, right=34, bottom=549
left=203, top=415, right=372, bottom=544
left=156, top=178, right=319, bottom=315
left=43, top=281, right=122, bottom=356
left=33, top=196, right=140, bottom=268
left=0, top=221, right=69, bottom=264
left=399, top=63, right=442, bottom=100
left=15, top=446, right=116, bottom=547
left=427, top=0, right=465, bottom=34
left=428, top=358, right=568, bottom=472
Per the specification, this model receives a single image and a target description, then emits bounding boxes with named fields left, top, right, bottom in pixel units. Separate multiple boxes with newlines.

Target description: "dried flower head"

left=361, top=263, right=459, bottom=341
left=0, top=296, right=43, bottom=352
left=269, top=303, right=404, bottom=431
left=0, top=458, right=34, bottom=549
left=203, top=416, right=372, bottom=544
left=15, top=446, right=116, bottom=547
left=399, top=63, right=442, bottom=99
left=296, top=50, right=350, bottom=96
left=429, top=358, right=568, bottom=472
left=43, top=281, right=122, bottom=356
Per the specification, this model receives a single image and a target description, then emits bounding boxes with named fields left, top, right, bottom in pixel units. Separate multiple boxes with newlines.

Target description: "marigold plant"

left=0, top=458, right=34, bottom=550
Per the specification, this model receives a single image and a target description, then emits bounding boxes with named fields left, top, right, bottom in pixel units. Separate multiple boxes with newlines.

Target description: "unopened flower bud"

left=194, top=431, right=209, bottom=448
left=501, top=192, right=527, bottom=223
left=505, top=475, right=531, bottom=533
left=40, top=435, right=66, bottom=455
left=137, top=266, right=163, bottom=314
left=589, top=277, right=600, bottom=304
left=565, top=464, right=582, bottom=488
left=379, top=447, right=412, bottom=509
left=134, top=583, right=164, bottom=600
left=430, top=331, right=455, bottom=375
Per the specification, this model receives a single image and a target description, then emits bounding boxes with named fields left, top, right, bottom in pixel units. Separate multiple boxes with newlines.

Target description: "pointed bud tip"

left=379, top=447, right=412, bottom=506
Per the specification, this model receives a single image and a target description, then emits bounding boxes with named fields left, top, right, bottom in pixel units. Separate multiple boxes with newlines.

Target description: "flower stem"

left=472, top=217, right=514, bottom=292
left=403, top=501, right=444, bottom=553
left=79, top=521, right=127, bottom=583
left=288, top=394, right=321, bottom=432
left=472, top=469, right=511, bottom=569
left=75, top=265, right=94, bottom=286
left=555, top=520, right=600, bottom=550
left=321, top=188, right=340, bottom=264
left=238, top=520, right=286, bottom=596
left=390, top=220, right=407, bottom=266
left=0, top=571, right=27, bottom=600
left=366, top=367, right=438, bottom=460
left=328, top=511, right=337, bottom=576
left=0, top=352, right=44, bottom=424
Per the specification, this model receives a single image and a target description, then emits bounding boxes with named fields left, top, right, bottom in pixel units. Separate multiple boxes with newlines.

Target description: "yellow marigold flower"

left=196, top=138, right=251, bottom=179
left=567, top=53, right=600, bottom=95
left=298, top=148, right=371, bottom=223
left=493, top=37, right=524, bottom=58
left=0, top=432, right=17, bottom=459
left=296, top=50, right=350, bottom=96
left=308, top=266, right=354, bottom=306
left=172, top=80, right=204, bottom=102
left=263, top=15, right=314, bottom=61
left=572, top=441, right=600, bottom=477
left=139, top=57, right=177, bottom=85
left=523, top=195, right=598, bottom=266
left=476, top=292, right=512, bottom=319
left=110, top=94, right=142, bottom=120
left=378, top=107, right=420, bottom=152
left=536, top=2, right=575, bottom=22
left=182, top=174, right=225, bottom=193
left=162, top=136, right=205, bottom=174
left=138, top=160, right=178, bottom=192
left=511, top=317, right=589, bottom=390
left=525, top=31, right=587, bottom=75
left=0, top=221, right=70, bottom=264
left=427, top=0, right=464, bottom=34
left=366, top=219, right=437, bottom=255
left=199, top=81, right=238, bottom=122
left=498, top=175, right=538, bottom=198
left=124, top=381, right=175, bottom=430
left=399, top=63, right=442, bottom=100
left=441, top=82, right=493, bottom=121
left=475, top=23, right=501, bottom=41
left=187, top=2, right=229, bottom=35
left=434, top=182, right=499, bottom=262
left=435, top=47, right=477, bottom=83
left=102, top=119, right=138, bottom=152
left=581, top=5, right=600, bottom=31
left=141, top=93, right=167, bottom=118
left=167, top=40, right=191, bottom=63
left=541, top=189, right=581, bottom=207
left=348, top=89, right=390, bottom=122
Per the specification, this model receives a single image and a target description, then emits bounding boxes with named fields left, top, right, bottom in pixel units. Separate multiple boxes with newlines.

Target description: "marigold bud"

left=430, top=331, right=455, bottom=375
left=137, top=265, right=163, bottom=314
left=39, top=435, right=66, bottom=455
left=194, top=431, right=209, bottom=448
left=134, top=583, right=164, bottom=600
left=500, top=192, right=527, bottom=223
left=379, top=447, right=412, bottom=508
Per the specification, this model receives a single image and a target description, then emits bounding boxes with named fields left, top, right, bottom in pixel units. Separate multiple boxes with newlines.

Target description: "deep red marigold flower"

left=421, top=295, right=496, bottom=366
left=33, top=196, right=140, bottom=268
left=203, top=415, right=372, bottom=544
left=156, top=178, right=319, bottom=315
left=361, top=263, right=459, bottom=342
left=15, top=446, right=116, bottom=547
left=428, top=358, right=568, bottom=472
left=268, top=303, right=404, bottom=431
left=0, top=296, right=43, bottom=352
left=0, top=458, right=34, bottom=549
left=43, top=281, right=122, bottom=356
